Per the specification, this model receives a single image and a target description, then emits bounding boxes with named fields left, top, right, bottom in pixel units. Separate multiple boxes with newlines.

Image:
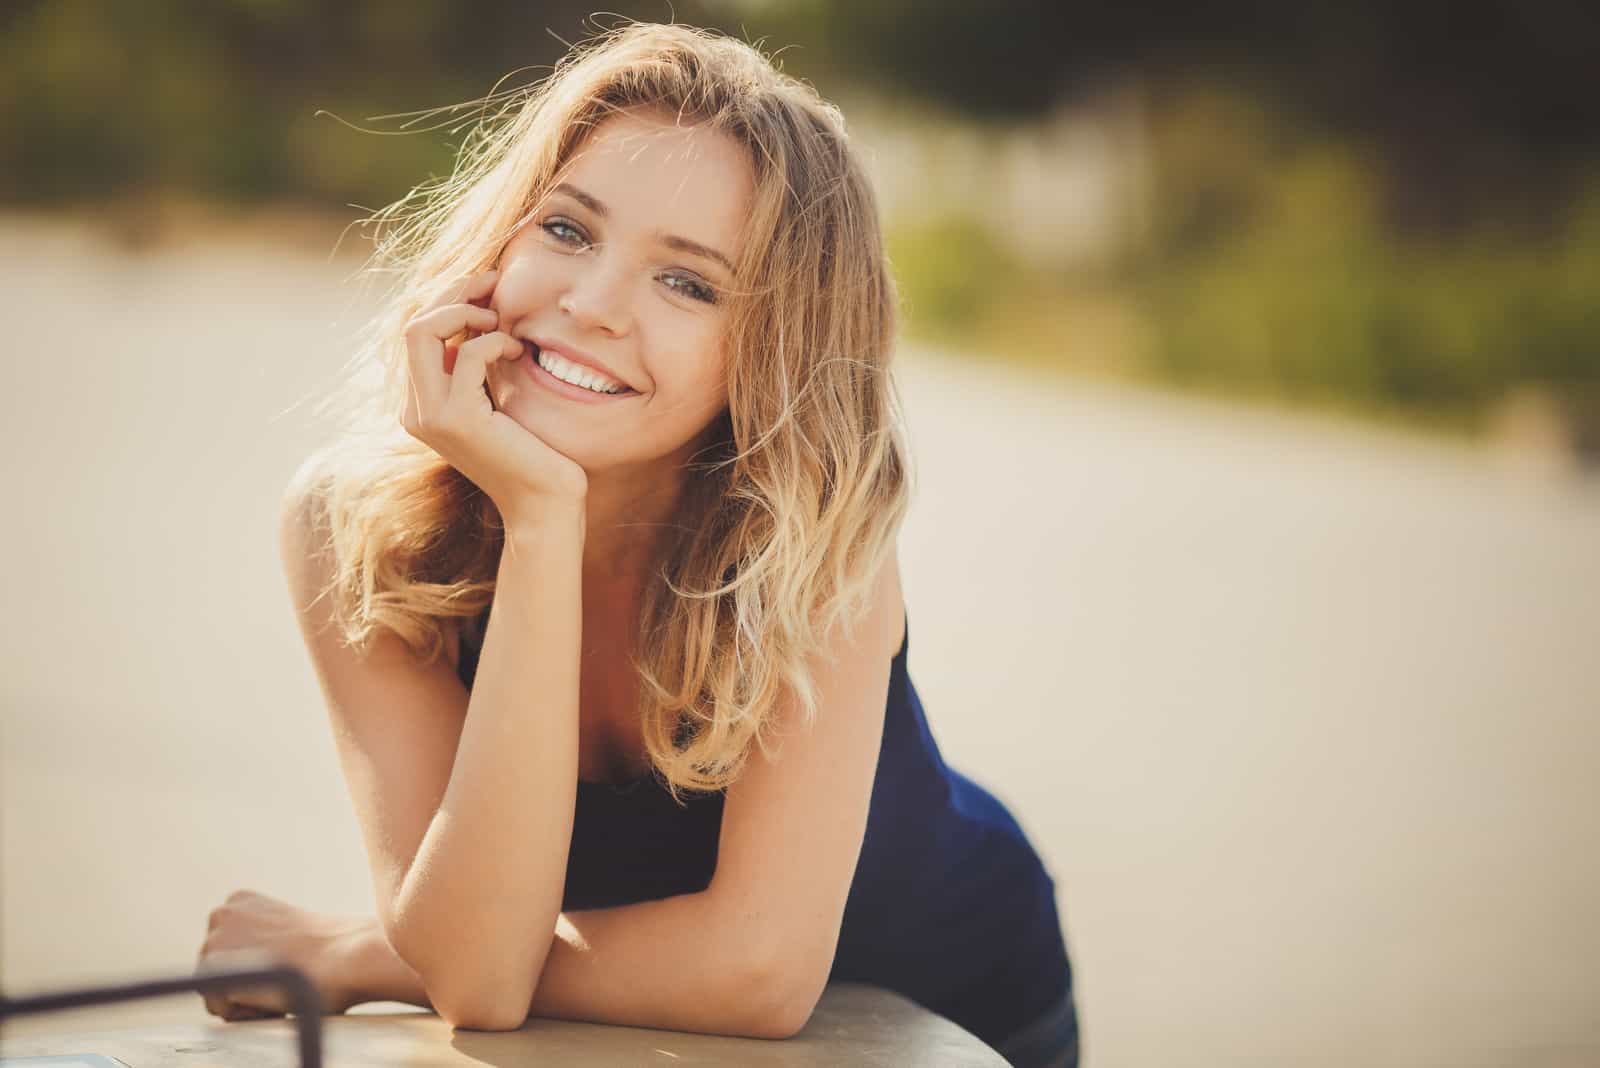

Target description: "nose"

left=557, top=252, right=633, bottom=337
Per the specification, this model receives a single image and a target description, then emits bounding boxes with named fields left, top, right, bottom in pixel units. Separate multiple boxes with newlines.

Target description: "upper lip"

left=526, top=336, right=636, bottom=392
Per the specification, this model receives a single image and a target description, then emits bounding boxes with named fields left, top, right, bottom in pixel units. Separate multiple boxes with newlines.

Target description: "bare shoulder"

left=849, top=541, right=905, bottom=663
left=882, top=543, right=906, bottom=649
left=275, top=455, right=462, bottom=673
left=276, top=456, right=335, bottom=646
left=807, top=541, right=905, bottom=679
left=274, top=454, right=469, bottom=927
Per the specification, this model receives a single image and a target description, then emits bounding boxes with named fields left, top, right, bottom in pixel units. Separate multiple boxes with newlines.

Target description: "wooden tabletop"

left=1, top=983, right=1006, bottom=1066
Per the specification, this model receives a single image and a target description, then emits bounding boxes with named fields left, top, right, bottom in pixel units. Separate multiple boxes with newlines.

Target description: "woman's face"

left=485, top=109, right=754, bottom=476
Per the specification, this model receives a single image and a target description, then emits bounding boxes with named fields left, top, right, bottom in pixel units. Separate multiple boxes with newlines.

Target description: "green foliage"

left=886, top=216, right=1025, bottom=339
left=4, top=2, right=1593, bottom=436
left=1139, top=115, right=1600, bottom=429
left=0, top=0, right=725, bottom=207
left=887, top=91, right=1600, bottom=438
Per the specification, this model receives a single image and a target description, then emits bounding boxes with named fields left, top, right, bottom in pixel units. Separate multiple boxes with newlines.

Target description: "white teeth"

left=535, top=349, right=625, bottom=394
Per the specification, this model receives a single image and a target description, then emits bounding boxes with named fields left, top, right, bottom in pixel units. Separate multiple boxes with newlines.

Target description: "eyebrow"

left=551, top=182, right=737, bottom=275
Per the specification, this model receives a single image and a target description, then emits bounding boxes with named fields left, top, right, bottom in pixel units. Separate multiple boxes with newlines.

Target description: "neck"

left=577, top=418, right=729, bottom=588
left=579, top=459, right=687, bottom=589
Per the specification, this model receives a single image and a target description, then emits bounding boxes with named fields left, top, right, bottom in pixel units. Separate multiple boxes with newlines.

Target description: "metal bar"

left=0, top=963, right=323, bottom=1068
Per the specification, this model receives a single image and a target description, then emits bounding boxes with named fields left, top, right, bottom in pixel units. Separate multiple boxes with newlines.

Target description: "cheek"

left=494, top=252, right=555, bottom=306
left=644, top=319, right=725, bottom=388
left=639, top=353, right=727, bottom=443
left=680, top=343, right=730, bottom=412
left=690, top=324, right=730, bottom=380
left=496, top=226, right=570, bottom=286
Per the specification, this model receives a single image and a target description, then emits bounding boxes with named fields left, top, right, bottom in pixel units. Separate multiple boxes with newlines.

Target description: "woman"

left=198, top=21, right=1078, bottom=1067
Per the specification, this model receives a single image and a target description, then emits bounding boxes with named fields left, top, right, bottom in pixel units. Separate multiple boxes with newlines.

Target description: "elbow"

left=424, top=968, right=534, bottom=1033
left=745, top=980, right=820, bottom=1040
left=739, top=949, right=828, bottom=1040
left=755, top=997, right=817, bottom=1041
left=385, top=913, right=536, bottom=1033
left=434, top=996, right=530, bottom=1033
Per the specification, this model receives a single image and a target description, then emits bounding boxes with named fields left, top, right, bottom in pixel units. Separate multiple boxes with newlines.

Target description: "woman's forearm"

left=529, top=894, right=794, bottom=1037
left=386, top=507, right=585, bottom=1027
left=336, top=895, right=790, bottom=1039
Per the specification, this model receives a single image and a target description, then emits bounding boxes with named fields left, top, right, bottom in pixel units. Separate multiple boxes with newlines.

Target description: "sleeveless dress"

left=456, top=614, right=1079, bottom=1065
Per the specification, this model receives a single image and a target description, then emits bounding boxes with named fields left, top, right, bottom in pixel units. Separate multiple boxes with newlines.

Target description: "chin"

left=500, top=400, right=609, bottom=468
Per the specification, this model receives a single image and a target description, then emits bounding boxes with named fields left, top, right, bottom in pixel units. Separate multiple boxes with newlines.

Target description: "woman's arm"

left=279, top=471, right=584, bottom=1032
left=326, top=554, right=903, bottom=1040
left=384, top=511, right=585, bottom=1029
left=286, top=452, right=895, bottom=1036
left=529, top=893, right=798, bottom=1038
left=333, top=893, right=790, bottom=1038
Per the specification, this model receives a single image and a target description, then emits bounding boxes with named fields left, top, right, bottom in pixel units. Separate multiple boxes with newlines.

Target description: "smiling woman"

left=194, top=20, right=1078, bottom=1067
left=479, top=111, right=749, bottom=473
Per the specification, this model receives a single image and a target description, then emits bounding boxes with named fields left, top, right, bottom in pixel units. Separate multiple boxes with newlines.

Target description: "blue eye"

left=663, top=273, right=718, bottom=305
left=541, top=218, right=717, bottom=306
left=542, top=219, right=589, bottom=247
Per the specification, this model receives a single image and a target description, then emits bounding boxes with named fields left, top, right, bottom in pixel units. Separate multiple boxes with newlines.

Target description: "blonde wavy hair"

left=300, top=20, right=911, bottom=799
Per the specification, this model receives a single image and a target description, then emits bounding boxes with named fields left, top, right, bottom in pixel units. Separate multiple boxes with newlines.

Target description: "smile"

left=520, top=343, right=639, bottom=403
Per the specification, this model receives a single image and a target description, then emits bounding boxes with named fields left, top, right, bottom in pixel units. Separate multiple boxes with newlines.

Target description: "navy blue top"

left=456, top=615, right=1074, bottom=1047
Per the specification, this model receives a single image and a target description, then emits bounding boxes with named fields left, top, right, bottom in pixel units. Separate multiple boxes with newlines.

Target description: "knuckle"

left=405, top=313, right=443, bottom=341
left=462, top=330, right=515, bottom=358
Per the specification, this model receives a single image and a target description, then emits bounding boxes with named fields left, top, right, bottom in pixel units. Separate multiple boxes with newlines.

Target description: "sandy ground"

left=3, top=216, right=1598, bottom=1066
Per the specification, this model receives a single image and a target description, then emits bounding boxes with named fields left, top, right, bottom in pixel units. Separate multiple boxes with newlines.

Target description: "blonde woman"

left=196, top=21, right=1077, bottom=1067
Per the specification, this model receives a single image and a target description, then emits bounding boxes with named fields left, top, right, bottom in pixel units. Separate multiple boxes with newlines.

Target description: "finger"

left=410, top=303, right=498, bottom=347
left=403, top=308, right=499, bottom=424
left=222, top=1002, right=279, bottom=1022
left=407, top=304, right=498, bottom=378
left=403, top=269, right=497, bottom=382
left=197, top=941, right=227, bottom=1018
left=447, top=332, right=525, bottom=408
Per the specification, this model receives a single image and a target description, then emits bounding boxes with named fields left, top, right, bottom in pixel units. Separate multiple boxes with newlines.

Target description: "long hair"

left=302, top=21, right=911, bottom=800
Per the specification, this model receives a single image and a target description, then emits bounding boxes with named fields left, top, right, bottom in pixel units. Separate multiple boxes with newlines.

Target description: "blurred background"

left=3, top=2, right=1597, bottom=1066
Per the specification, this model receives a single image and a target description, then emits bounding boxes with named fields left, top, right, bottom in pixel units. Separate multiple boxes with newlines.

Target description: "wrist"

left=328, top=920, right=427, bottom=1011
left=318, top=921, right=374, bottom=1013
left=501, top=496, right=586, bottom=546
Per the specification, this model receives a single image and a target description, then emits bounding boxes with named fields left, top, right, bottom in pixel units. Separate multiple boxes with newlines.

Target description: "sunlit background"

left=3, top=3, right=1597, bottom=1065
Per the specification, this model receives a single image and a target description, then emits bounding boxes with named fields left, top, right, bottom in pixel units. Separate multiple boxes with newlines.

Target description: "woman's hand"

left=195, top=889, right=366, bottom=1020
left=401, top=269, right=589, bottom=523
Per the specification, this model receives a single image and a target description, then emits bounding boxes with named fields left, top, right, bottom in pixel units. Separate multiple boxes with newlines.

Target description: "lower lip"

left=519, top=345, right=637, bottom=405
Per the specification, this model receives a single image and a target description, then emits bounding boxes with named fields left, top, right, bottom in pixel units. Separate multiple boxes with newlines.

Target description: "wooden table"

left=1, top=983, right=1006, bottom=1066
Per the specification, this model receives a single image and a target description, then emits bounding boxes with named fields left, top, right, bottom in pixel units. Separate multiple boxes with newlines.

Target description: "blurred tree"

left=745, top=0, right=1600, bottom=233
left=6, top=0, right=1594, bottom=222
left=3, top=0, right=1592, bottom=438
left=0, top=0, right=732, bottom=206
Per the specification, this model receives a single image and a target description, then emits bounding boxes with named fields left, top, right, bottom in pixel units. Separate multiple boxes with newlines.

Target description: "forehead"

left=558, top=110, right=755, bottom=261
